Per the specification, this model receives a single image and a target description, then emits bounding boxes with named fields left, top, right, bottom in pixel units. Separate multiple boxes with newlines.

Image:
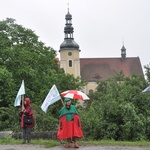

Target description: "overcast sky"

left=1, top=0, right=150, bottom=74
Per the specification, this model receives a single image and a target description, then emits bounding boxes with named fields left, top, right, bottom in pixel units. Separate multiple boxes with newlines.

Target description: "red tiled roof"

left=80, top=57, right=144, bottom=81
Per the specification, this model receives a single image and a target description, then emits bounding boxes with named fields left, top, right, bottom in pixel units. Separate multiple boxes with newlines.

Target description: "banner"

left=14, top=80, right=25, bottom=107
left=41, top=84, right=61, bottom=112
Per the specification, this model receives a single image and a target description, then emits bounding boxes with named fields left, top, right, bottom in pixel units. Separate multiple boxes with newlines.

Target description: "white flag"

left=41, top=84, right=61, bottom=113
left=14, top=80, right=25, bottom=107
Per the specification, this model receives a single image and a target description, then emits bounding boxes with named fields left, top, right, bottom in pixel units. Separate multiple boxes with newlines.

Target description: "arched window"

left=69, top=60, right=72, bottom=67
left=89, top=89, right=93, bottom=95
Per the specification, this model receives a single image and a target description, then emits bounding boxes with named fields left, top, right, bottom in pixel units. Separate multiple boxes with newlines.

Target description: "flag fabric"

left=41, top=84, right=61, bottom=113
left=142, top=86, right=150, bottom=93
left=14, top=80, right=25, bottom=107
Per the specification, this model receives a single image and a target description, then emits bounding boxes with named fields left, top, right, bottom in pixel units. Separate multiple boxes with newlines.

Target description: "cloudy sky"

left=1, top=0, right=150, bottom=74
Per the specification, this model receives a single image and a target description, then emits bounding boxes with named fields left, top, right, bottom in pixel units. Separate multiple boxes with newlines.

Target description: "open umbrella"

left=142, top=86, right=150, bottom=93
left=61, top=90, right=90, bottom=100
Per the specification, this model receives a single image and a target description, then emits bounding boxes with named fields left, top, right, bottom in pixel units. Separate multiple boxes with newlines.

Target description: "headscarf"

left=64, top=97, right=71, bottom=102
left=24, top=98, right=30, bottom=107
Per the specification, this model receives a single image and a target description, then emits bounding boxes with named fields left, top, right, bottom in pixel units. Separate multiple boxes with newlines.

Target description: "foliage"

left=0, top=67, right=15, bottom=107
left=0, top=18, right=85, bottom=131
left=144, top=63, right=150, bottom=84
left=80, top=73, right=150, bottom=141
left=1, top=17, right=150, bottom=141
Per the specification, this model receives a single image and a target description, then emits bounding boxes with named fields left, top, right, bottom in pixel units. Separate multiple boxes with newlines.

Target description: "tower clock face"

left=68, top=52, right=72, bottom=56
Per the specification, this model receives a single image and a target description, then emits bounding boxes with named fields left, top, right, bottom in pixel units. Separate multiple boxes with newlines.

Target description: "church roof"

left=60, top=39, right=80, bottom=50
left=80, top=57, right=144, bottom=82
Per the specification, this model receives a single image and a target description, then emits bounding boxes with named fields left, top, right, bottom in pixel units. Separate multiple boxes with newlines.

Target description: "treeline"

left=0, top=18, right=150, bottom=141
left=81, top=71, right=150, bottom=141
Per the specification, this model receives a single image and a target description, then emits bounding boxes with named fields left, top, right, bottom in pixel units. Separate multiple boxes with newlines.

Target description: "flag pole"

left=61, top=98, right=64, bottom=106
left=22, top=95, right=24, bottom=107
left=21, top=80, right=25, bottom=107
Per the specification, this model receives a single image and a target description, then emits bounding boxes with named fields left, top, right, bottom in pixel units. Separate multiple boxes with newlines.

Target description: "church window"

left=69, top=60, right=72, bottom=67
left=89, top=89, right=93, bottom=95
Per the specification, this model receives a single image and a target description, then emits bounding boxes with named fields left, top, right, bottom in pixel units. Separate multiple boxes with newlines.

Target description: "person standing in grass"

left=57, top=97, right=83, bottom=148
left=19, top=98, right=34, bottom=144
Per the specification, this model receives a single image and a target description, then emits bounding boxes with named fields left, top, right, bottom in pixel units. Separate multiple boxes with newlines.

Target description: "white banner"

left=41, top=84, right=61, bottom=112
left=14, top=80, right=25, bottom=107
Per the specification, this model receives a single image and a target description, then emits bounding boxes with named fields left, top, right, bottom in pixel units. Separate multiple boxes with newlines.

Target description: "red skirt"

left=57, top=114, right=83, bottom=140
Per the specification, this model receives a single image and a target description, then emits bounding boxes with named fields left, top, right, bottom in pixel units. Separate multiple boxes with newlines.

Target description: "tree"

left=144, top=63, right=150, bottom=84
left=0, top=18, right=85, bottom=131
left=80, top=74, right=150, bottom=141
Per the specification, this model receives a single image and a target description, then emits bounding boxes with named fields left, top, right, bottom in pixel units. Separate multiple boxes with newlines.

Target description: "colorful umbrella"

left=142, top=86, right=150, bottom=93
left=61, top=90, right=90, bottom=100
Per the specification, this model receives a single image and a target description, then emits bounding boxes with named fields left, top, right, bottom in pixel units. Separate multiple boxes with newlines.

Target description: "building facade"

left=59, top=10, right=144, bottom=94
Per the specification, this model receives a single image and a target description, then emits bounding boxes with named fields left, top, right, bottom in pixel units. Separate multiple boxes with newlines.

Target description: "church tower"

left=59, top=9, right=81, bottom=78
left=121, top=44, right=126, bottom=60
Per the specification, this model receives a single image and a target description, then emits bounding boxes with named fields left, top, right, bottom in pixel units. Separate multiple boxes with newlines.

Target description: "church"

left=58, top=10, right=144, bottom=94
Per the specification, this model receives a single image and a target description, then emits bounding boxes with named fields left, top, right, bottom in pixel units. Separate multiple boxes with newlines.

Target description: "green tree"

left=144, top=63, right=150, bottom=84
left=0, top=18, right=85, bottom=131
left=80, top=74, right=150, bottom=141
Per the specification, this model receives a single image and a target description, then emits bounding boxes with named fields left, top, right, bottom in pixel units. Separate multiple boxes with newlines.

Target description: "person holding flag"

left=57, top=98, right=83, bottom=148
left=19, top=97, right=34, bottom=144
left=14, top=80, right=34, bottom=143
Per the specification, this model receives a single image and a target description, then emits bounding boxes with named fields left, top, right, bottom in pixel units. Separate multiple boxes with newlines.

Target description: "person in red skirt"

left=57, top=98, right=83, bottom=148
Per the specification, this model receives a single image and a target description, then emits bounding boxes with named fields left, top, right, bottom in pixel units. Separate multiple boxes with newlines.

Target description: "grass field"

left=1, top=138, right=150, bottom=148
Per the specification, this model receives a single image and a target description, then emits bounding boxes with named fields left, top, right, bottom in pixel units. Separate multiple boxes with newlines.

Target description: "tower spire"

left=67, top=3, right=69, bottom=12
left=122, top=39, right=124, bottom=46
left=121, top=41, right=126, bottom=60
left=59, top=9, right=80, bottom=51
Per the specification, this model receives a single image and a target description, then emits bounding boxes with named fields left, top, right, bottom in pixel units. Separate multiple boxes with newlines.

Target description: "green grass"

left=0, top=137, right=150, bottom=148
left=0, top=137, right=60, bottom=148
left=79, top=139, right=150, bottom=147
